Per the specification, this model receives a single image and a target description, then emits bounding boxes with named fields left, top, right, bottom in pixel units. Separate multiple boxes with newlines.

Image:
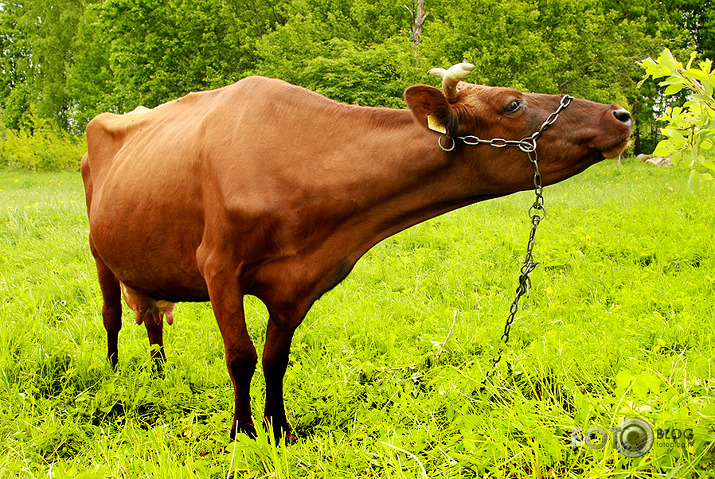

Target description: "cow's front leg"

left=207, top=282, right=257, bottom=439
left=263, top=317, right=297, bottom=444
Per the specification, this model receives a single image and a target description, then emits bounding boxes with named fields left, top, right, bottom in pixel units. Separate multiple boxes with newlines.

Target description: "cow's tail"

left=80, top=153, right=94, bottom=215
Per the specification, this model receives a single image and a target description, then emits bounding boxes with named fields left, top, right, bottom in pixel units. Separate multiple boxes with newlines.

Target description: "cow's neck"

left=328, top=107, right=491, bottom=258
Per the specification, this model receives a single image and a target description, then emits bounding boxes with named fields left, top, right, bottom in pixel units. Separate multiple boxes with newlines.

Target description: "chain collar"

left=438, top=94, right=574, bottom=152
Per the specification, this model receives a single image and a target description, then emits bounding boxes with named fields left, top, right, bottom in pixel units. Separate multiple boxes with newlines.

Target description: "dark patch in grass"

left=663, top=254, right=705, bottom=273
left=37, top=428, right=86, bottom=461
left=136, top=403, right=166, bottom=429
left=508, top=372, right=577, bottom=414
left=637, top=253, right=655, bottom=267
left=657, top=342, right=690, bottom=355
left=36, top=353, right=74, bottom=398
left=544, top=263, right=573, bottom=273
left=91, top=400, right=126, bottom=426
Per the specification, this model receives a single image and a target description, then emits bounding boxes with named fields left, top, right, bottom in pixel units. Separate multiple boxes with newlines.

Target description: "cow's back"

left=83, top=76, right=341, bottom=209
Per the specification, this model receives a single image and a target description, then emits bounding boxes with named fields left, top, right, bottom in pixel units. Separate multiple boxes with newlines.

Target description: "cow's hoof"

left=284, top=432, right=297, bottom=446
left=230, top=425, right=258, bottom=441
left=268, top=429, right=296, bottom=446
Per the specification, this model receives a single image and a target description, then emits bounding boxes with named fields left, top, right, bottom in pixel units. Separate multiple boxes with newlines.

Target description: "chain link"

left=434, top=95, right=574, bottom=389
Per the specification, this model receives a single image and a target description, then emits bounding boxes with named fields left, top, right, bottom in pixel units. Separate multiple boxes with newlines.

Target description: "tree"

left=0, top=2, right=28, bottom=106
left=406, top=0, right=428, bottom=49
left=0, top=2, right=32, bottom=129
left=0, top=0, right=709, bottom=140
left=421, top=0, right=664, bottom=100
left=252, top=0, right=420, bottom=106
left=670, top=0, right=715, bottom=60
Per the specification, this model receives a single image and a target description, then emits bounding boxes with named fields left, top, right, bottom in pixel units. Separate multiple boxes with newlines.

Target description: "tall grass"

left=0, top=161, right=713, bottom=477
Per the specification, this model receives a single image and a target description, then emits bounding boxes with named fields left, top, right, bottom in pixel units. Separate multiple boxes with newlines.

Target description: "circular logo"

left=614, top=417, right=654, bottom=458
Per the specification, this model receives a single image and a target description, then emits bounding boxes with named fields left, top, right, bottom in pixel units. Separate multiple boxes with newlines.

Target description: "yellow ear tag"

left=427, top=114, right=447, bottom=134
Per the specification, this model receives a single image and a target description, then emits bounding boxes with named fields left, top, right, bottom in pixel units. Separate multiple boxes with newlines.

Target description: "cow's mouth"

left=602, top=139, right=632, bottom=159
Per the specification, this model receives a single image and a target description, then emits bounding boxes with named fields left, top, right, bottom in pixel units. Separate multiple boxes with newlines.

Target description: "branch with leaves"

left=641, top=49, right=715, bottom=191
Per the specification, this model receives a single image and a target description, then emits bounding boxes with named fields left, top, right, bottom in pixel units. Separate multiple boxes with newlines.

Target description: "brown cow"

left=81, top=63, right=632, bottom=443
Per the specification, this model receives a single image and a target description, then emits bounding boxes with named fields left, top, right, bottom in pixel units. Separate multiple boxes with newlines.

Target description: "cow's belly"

left=89, top=169, right=210, bottom=303
left=91, top=218, right=210, bottom=302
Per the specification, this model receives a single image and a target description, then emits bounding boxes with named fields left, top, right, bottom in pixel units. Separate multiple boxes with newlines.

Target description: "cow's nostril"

left=613, top=108, right=632, bottom=125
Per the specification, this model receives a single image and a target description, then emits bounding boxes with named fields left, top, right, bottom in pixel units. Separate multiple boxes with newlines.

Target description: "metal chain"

left=439, top=94, right=573, bottom=153
left=434, top=94, right=573, bottom=388
left=481, top=147, right=544, bottom=387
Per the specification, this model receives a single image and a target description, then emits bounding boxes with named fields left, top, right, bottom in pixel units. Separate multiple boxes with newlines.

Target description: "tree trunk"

left=406, top=0, right=428, bottom=46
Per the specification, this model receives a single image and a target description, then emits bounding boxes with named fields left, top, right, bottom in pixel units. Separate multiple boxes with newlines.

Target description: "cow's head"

left=404, top=63, right=632, bottom=194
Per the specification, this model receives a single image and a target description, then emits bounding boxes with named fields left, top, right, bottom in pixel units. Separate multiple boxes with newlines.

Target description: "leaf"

left=684, top=68, right=710, bottom=83
left=652, top=141, right=672, bottom=157
left=615, top=369, right=636, bottom=394
left=641, top=57, right=656, bottom=69
left=644, top=62, right=672, bottom=79
left=672, top=135, right=687, bottom=150
left=632, top=372, right=661, bottom=399
left=688, top=169, right=701, bottom=192
left=665, top=83, right=685, bottom=95
left=659, top=77, right=687, bottom=86
left=701, top=173, right=713, bottom=181
left=665, top=465, right=685, bottom=479
left=659, top=48, right=683, bottom=72
left=671, top=150, right=682, bottom=165
left=686, top=51, right=697, bottom=70
left=690, top=94, right=715, bottom=105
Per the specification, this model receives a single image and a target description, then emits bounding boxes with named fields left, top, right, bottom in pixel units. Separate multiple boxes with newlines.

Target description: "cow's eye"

left=505, top=99, right=522, bottom=113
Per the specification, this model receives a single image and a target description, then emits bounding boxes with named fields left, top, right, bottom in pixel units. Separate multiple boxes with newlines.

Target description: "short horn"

left=428, top=62, right=475, bottom=100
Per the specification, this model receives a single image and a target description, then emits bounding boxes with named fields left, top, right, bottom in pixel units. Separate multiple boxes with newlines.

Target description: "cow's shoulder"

left=223, top=76, right=339, bottom=112
left=87, top=111, right=141, bottom=140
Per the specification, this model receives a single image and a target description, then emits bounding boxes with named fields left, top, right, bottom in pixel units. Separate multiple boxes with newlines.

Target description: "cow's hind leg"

left=92, top=250, right=122, bottom=368
left=143, top=316, right=166, bottom=368
left=120, top=283, right=173, bottom=368
left=262, top=317, right=298, bottom=444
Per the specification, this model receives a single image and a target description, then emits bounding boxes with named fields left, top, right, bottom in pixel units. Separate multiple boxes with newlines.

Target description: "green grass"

left=0, top=161, right=714, bottom=478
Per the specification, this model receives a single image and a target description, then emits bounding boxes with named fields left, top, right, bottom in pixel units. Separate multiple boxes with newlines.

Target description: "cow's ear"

left=404, top=85, right=459, bottom=136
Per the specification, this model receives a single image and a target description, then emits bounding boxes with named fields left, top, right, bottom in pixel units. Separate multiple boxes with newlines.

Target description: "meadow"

left=0, top=160, right=713, bottom=478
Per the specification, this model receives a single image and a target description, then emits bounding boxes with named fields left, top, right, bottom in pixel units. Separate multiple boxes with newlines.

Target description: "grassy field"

left=0, top=160, right=714, bottom=478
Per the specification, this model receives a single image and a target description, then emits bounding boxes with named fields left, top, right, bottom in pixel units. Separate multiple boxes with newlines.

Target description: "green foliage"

left=4, top=0, right=93, bottom=131
left=641, top=48, right=715, bottom=189
left=423, top=0, right=658, bottom=105
left=0, top=164, right=713, bottom=476
left=256, top=35, right=420, bottom=107
left=0, top=108, right=86, bottom=171
left=94, top=0, right=267, bottom=110
left=0, top=0, right=710, bottom=142
left=0, top=2, right=29, bottom=107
